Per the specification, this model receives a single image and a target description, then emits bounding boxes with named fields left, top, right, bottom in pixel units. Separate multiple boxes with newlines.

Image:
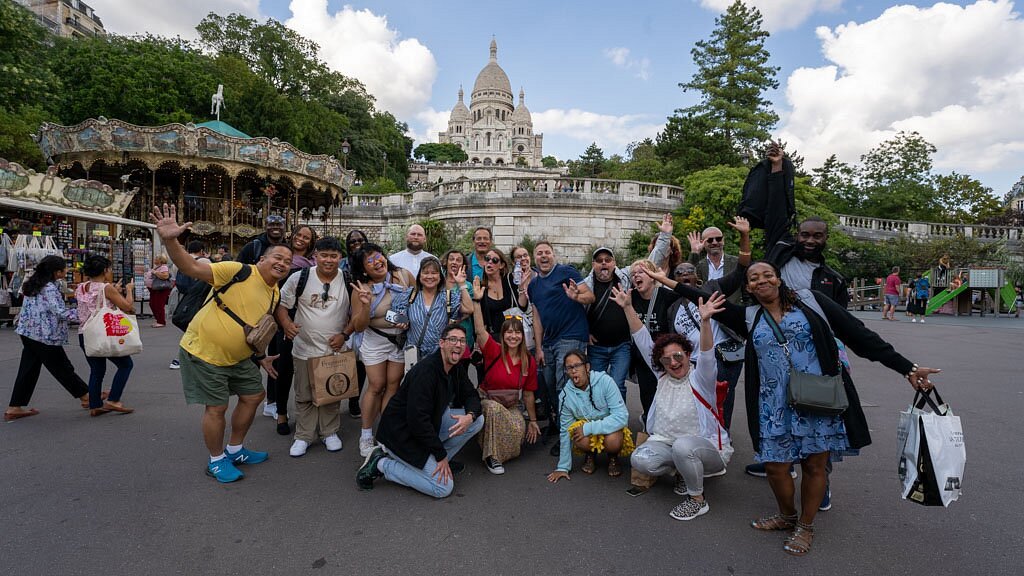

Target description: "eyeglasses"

left=704, top=236, right=723, bottom=244
left=365, top=253, right=385, bottom=264
left=659, top=352, right=688, bottom=367
left=565, top=362, right=586, bottom=372
left=443, top=336, right=467, bottom=345
left=484, top=256, right=502, bottom=264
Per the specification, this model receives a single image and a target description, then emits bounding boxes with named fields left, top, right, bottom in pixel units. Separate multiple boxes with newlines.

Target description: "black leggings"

left=268, top=333, right=294, bottom=417
left=9, top=335, right=88, bottom=407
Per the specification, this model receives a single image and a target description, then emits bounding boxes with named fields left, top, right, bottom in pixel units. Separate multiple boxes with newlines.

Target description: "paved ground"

left=2, top=312, right=1020, bottom=575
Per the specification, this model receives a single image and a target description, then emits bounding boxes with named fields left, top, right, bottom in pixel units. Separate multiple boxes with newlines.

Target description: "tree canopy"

left=413, top=142, right=468, bottom=163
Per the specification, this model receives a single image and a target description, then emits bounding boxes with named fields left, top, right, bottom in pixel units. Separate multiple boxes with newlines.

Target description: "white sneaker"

left=168, top=359, right=180, bottom=370
left=359, top=436, right=377, bottom=457
left=262, top=402, right=278, bottom=419
left=920, top=319, right=925, bottom=323
left=911, top=318, right=916, bottom=322
left=324, top=434, right=343, bottom=452
left=289, top=439, right=309, bottom=457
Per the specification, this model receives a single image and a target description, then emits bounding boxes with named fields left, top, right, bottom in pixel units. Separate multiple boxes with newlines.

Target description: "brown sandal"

left=783, top=523, right=815, bottom=556
left=607, top=456, right=622, bottom=477
left=751, top=513, right=797, bottom=531
left=581, top=453, right=596, bottom=474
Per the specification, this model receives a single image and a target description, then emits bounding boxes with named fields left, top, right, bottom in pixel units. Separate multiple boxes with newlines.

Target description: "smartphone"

left=626, top=486, right=648, bottom=497
left=385, top=310, right=408, bottom=324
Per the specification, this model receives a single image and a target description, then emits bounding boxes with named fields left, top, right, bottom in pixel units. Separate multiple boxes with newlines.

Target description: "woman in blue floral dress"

left=700, top=260, right=940, bottom=557
left=5, top=255, right=90, bottom=421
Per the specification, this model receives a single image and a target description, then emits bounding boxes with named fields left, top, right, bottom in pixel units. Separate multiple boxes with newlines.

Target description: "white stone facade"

left=438, top=39, right=543, bottom=168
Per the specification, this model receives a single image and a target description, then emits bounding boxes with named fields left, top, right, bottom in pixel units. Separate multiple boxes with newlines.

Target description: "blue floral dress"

left=752, top=308, right=850, bottom=463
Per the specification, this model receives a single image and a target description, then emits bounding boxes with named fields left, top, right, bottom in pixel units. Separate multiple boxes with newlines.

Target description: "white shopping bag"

left=898, top=388, right=965, bottom=507
left=81, top=289, right=144, bottom=357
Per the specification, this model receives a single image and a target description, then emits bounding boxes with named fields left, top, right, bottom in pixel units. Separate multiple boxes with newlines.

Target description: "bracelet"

left=252, top=354, right=266, bottom=362
left=906, top=363, right=919, bottom=378
left=738, top=250, right=751, bottom=256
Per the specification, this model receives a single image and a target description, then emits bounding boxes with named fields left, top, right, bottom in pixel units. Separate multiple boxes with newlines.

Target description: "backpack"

left=287, top=267, right=311, bottom=320
left=171, top=266, right=253, bottom=331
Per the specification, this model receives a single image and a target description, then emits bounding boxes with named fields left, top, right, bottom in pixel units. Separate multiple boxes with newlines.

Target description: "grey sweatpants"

left=630, top=435, right=726, bottom=496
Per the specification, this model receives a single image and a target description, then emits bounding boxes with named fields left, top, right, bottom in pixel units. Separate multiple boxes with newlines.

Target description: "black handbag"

left=764, top=313, right=848, bottom=416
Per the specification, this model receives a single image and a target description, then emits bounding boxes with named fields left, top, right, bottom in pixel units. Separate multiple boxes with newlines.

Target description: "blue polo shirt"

left=528, top=264, right=589, bottom=344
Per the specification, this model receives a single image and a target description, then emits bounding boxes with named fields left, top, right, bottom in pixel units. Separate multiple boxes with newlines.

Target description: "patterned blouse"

left=16, top=282, right=77, bottom=345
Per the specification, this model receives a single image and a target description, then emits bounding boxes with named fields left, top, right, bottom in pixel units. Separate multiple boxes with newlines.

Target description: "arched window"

left=486, top=132, right=491, bottom=147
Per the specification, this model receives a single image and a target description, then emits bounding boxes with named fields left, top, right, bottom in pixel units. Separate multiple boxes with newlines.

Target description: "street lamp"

left=382, top=150, right=387, bottom=178
left=340, top=138, right=350, bottom=170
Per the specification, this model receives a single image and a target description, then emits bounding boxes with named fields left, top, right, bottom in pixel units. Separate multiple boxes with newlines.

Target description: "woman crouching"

left=546, top=351, right=632, bottom=482
left=612, top=286, right=733, bottom=521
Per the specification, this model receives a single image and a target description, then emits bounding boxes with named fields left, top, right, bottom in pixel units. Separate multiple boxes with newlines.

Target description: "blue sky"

left=90, top=0, right=1024, bottom=196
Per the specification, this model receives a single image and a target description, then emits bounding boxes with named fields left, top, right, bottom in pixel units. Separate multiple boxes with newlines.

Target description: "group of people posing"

left=5, top=148, right=941, bottom=558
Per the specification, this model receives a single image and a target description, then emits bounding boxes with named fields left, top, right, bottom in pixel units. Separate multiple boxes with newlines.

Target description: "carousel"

left=32, top=114, right=355, bottom=252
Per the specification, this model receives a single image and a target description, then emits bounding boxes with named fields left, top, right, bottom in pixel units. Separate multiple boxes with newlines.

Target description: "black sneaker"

left=484, top=457, right=505, bottom=475
left=745, top=462, right=797, bottom=479
left=356, top=447, right=386, bottom=490
left=673, top=474, right=688, bottom=496
left=276, top=421, right=290, bottom=436
left=348, top=398, right=362, bottom=419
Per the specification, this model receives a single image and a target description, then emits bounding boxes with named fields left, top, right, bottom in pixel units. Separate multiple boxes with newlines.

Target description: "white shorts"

left=358, top=328, right=405, bottom=366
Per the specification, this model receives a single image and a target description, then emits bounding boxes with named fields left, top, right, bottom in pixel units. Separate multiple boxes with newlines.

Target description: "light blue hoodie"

left=555, top=370, right=629, bottom=472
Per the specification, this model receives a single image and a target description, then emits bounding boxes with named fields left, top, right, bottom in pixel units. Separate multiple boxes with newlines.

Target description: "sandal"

left=581, top=453, right=596, bottom=474
left=80, top=391, right=109, bottom=409
left=4, top=408, right=40, bottom=422
left=607, top=456, right=622, bottom=477
left=751, top=513, right=797, bottom=531
left=783, top=523, right=815, bottom=556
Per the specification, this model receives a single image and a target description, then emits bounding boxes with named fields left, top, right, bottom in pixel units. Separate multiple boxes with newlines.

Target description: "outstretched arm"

left=150, top=204, right=213, bottom=284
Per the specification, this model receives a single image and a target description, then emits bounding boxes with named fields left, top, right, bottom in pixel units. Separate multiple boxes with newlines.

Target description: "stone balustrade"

left=836, top=214, right=1022, bottom=248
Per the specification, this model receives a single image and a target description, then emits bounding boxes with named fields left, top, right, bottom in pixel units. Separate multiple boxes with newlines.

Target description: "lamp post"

left=382, top=150, right=387, bottom=179
left=341, top=138, right=350, bottom=170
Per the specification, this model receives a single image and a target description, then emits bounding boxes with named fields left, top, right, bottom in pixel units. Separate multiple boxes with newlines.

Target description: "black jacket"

left=376, top=350, right=482, bottom=468
left=236, top=233, right=283, bottom=265
left=768, top=243, right=850, bottom=308
left=676, top=286, right=914, bottom=451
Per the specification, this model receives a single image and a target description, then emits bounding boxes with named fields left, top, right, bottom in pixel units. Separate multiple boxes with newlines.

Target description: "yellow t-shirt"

left=180, top=262, right=280, bottom=366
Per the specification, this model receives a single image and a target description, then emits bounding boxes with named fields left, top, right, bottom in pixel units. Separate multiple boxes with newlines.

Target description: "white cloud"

left=284, top=0, right=437, bottom=120
left=532, top=109, right=663, bottom=153
left=407, top=108, right=451, bottom=146
left=779, top=0, right=1024, bottom=176
left=603, top=47, right=651, bottom=80
left=699, top=0, right=842, bottom=32
left=86, top=0, right=261, bottom=40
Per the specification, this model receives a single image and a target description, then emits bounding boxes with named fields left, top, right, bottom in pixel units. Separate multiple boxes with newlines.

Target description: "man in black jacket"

left=236, top=214, right=287, bottom=265
left=357, top=325, right=484, bottom=498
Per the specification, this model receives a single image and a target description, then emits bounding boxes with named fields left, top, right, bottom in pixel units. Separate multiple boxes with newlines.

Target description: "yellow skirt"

left=567, top=419, right=635, bottom=457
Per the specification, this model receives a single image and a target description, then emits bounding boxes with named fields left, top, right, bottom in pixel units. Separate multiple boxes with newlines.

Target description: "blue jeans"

left=540, top=339, right=589, bottom=427
left=78, top=334, right=133, bottom=409
left=588, top=342, right=631, bottom=401
left=380, top=408, right=485, bottom=498
left=717, top=355, right=744, bottom=431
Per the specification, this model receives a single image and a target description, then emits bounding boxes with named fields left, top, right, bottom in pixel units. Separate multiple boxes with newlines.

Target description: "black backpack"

left=171, top=266, right=253, bottom=331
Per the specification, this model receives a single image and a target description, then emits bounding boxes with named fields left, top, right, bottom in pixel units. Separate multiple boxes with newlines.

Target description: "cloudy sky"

left=87, top=0, right=1024, bottom=195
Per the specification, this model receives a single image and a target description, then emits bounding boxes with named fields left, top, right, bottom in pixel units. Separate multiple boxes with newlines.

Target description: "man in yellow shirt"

left=152, top=204, right=292, bottom=483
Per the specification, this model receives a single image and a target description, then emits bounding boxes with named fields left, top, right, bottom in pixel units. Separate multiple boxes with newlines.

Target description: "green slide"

left=1000, top=282, right=1017, bottom=310
left=925, top=281, right=969, bottom=315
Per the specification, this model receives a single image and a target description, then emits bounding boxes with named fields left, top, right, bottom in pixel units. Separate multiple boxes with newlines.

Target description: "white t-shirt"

left=781, top=257, right=820, bottom=292
left=389, top=249, right=434, bottom=276
left=279, top=267, right=351, bottom=360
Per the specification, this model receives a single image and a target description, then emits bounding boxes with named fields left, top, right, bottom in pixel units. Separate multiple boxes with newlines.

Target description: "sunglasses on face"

left=484, top=256, right=502, bottom=264
left=704, top=236, right=724, bottom=244
left=659, top=351, right=688, bottom=367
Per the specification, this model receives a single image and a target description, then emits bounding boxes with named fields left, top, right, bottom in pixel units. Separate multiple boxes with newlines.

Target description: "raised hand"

left=352, top=280, right=372, bottom=305
left=149, top=203, right=192, bottom=241
left=728, top=216, right=750, bottom=236
left=636, top=264, right=670, bottom=287
left=687, top=231, right=703, bottom=254
left=563, top=279, right=581, bottom=302
left=453, top=265, right=467, bottom=285
left=609, top=285, right=632, bottom=309
left=657, top=213, right=674, bottom=234
left=471, top=275, right=483, bottom=301
left=697, top=291, right=727, bottom=320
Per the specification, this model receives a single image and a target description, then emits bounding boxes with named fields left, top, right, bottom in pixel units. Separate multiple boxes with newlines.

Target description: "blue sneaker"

left=819, top=483, right=832, bottom=511
left=226, top=447, right=268, bottom=465
left=206, top=458, right=243, bottom=483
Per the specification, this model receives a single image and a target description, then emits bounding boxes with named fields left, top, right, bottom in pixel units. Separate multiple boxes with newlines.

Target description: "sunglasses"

left=365, top=253, right=385, bottom=263
left=503, top=313, right=523, bottom=321
left=266, top=216, right=285, bottom=224
left=484, top=256, right=502, bottom=264
left=659, top=351, right=688, bottom=367
left=321, top=282, right=331, bottom=307
left=704, top=236, right=724, bottom=244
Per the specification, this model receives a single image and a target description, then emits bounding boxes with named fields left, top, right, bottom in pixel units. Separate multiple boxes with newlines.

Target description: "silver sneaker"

left=359, top=436, right=377, bottom=457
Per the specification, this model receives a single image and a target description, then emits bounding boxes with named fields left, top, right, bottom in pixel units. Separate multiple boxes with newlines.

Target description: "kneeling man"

left=357, top=325, right=484, bottom=498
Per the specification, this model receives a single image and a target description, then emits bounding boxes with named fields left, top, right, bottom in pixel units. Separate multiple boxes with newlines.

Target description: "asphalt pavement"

left=1, top=312, right=1020, bottom=575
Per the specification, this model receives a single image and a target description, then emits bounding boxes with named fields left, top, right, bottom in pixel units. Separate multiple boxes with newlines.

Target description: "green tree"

left=933, top=172, right=1004, bottom=224
left=0, top=105, right=51, bottom=170
left=656, top=111, right=740, bottom=175
left=541, top=155, right=559, bottom=168
left=812, top=154, right=859, bottom=212
left=0, top=0, right=60, bottom=112
left=570, top=142, right=605, bottom=177
left=413, top=142, right=468, bottom=163
left=858, top=130, right=937, bottom=220
left=677, top=0, right=779, bottom=155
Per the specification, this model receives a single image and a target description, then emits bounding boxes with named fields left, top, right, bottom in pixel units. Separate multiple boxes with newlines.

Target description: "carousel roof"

left=33, top=116, right=355, bottom=196
left=196, top=120, right=251, bottom=139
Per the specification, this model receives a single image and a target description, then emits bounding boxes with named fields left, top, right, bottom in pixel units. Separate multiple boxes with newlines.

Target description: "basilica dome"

left=472, top=38, right=512, bottom=98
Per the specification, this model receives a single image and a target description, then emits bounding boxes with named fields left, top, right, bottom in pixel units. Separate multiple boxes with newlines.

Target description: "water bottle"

left=513, top=261, right=522, bottom=285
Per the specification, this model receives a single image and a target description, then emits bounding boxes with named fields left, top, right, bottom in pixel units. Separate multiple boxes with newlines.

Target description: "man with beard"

left=357, top=325, right=484, bottom=498
left=236, top=214, right=287, bottom=265
left=151, top=204, right=290, bottom=483
left=389, top=224, right=434, bottom=276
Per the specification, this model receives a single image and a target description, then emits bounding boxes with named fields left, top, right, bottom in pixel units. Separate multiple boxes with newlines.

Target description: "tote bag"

left=897, top=387, right=965, bottom=507
left=81, top=288, right=144, bottom=357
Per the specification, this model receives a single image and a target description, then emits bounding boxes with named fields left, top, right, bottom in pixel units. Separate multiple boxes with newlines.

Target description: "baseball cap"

left=592, top=247, right=614, bottom=260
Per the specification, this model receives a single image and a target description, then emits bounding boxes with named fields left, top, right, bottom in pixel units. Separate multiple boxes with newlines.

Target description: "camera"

left=384, top=309, right=408, bottom=325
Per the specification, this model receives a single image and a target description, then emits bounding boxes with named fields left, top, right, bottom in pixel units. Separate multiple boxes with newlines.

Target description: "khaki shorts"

left=179, top=348, right=264, bottom=406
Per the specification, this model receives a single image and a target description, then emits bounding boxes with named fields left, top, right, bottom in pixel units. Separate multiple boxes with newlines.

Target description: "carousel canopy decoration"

left=33, top=116, right=355, bottom=198
left=0, top=157, right=139, bottom=217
